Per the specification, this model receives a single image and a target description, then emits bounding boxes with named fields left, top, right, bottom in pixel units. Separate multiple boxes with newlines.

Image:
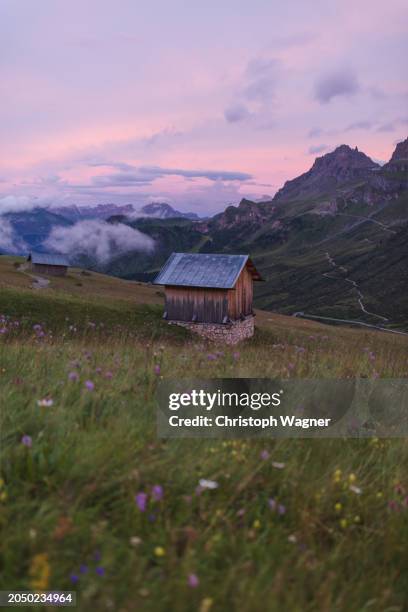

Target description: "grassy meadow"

left=1, top=256, right=408, bottom=611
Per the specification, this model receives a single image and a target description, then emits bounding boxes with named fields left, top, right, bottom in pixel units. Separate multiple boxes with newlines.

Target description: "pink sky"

left=1, top=0, right=407, bottom=215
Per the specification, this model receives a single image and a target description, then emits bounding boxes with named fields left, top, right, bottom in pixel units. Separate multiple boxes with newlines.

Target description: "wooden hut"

left=27, top=252, right=69, bottom=276
left=153, top=253, right=263, bottom=325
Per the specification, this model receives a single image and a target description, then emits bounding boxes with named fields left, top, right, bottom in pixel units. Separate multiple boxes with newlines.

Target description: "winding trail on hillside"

left=324, top=251, right=389, bottom=322
left=292, top=312, right=408, bottom=336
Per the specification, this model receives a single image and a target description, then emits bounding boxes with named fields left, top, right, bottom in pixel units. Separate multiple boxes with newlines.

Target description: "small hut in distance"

left=153, top=253, right=264, bottom=344
left=27, top=252, right=70, bottom=277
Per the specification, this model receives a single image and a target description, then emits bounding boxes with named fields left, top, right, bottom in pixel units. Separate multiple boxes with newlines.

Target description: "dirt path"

left=324, top=252, right=389, bottom=322
left=292, top=312, right=408, bottom=336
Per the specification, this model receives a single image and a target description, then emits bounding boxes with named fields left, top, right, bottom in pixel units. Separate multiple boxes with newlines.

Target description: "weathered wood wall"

left=32, top=264, right=68, bottom=277
left=164, top=265, right=254, bottom=323
left=227, top=267, right=253, bottom=319
left=165, top=286, right=228, bottom=323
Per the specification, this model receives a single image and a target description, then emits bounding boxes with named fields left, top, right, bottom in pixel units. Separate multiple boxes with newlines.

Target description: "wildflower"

left=232, top=352, right=240, bottom=360
left=339, top=518, right=348, bottom=529
left=207, top=354, right=217, bottom=361
left=199, top=597, right=213, bottom=612
left=288, top=534, right=297, bottom=543
left=130, top=536, right=142, bottom=547
left=29, top=553, right=50, bottom=590
left=104, top=371, right=113, bottom=379
left=278, top=504, right=286, bottom=515
left=70, top=574, right=79, bottom=584
left=199, top=479, right=218, bottom=489
left=333, top=469, right=342, bottom=483
left=350, top=485, right=362, bottom=495
left=154, top=546, right=165, bottom=557
left=260, top=450, right=269, bottom=460
left=268, top=498, right=277, bottom=510
left=151, top=485, right=163, bottom=501
left=253, top=519, right=261, bottom=529
left=388, top=500, right=400, bottom=512
left=334, top=502, right=342, bottom=512
left=85, top=380, right=94, bottom=391
left=37, top=398, right=53, bottom=407
left=68, top=371, right=79, bottom=382
left=271, top=461, right=285, bottom=469
left=188, top=573, right=200, bottom=588
left=135, top=492, right=148, bottom=512
left=79, top=565, right=88, bottom=574
left=21, top=435, right=32, bottom=448
left=348, top=473, right=356, bottom=484
left=95, top=567, right=105, bottom=576
left=354, top=515, right=361, bottom=523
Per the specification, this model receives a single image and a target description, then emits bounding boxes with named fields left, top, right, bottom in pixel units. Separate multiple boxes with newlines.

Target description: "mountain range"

left=100, top=137, right=408, bottom=329
left=1, top=136, right=407, bottom=328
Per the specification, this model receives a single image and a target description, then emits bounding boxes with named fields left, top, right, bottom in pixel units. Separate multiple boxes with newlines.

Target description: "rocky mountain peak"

left=274, top=144, right=379, bottom=202
left=389, top=137, right=408, bottom=162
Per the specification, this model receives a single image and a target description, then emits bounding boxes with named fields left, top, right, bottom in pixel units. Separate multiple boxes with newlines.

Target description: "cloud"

left=314, top=69, right=359, bottom=104
left=345, top=120, right=373, bottom=131
left=0, top=217, right=27, bottom=253
left=376, top=122, right=395, bottom=132
left=308, top=144, right=328, bottom=155
left=44, top=220, right=154, bottom=264
left=243, top=58, right=280, bottom=103
left=308, top=127, right=324, bottom=138
left=0, top=195, right=37, bottom=214
left=87, top=165, right=253, bottom=188
left=224, top=104, right=251, bottom=123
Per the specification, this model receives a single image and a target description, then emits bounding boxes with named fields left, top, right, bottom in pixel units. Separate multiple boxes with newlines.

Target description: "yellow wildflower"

left=348, top=473, right=356, bottom=484
left=253, top=519, right=261, bottom=529
left=339, top=518, right=347, bottom=529
left=29, top=553, right=50, bottom=591
left=199, top=598, right=214, bottom=612
left=334, top=502, right=342, bottom=512
left=154, top=546, right=165, bottom=557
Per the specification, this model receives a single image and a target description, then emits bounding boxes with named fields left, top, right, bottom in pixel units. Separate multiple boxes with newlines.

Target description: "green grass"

left=1, top=257, right=408, bottom=611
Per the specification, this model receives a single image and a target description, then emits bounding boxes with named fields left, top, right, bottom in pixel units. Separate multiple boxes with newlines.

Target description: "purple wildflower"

left=85, top=380, right=94, bottom=391
left=154, top=364, right=161, bottom=375
left=104, top=371, right=113, bottom=379
left=70, top=574, right=79, bottom=583
left=135, top=492, right=148, bottom=512
left=188, top=573, right=200, bottom=588
left=151, top=485, right=164, bottom=501
left=260, top=450, right=269, bottom=460
left=207, top=354, right=217, bottom=361
left=95, top=566, right=105, bottom=576
left=68, top=371, right=79, bottom=382
left=268, top=498, right=276, bottom=510
left=79, top=564, right=88, bottom=574
left=278, top=504, right=286, bottom=515
left=21, top=435, right=32, bottom=448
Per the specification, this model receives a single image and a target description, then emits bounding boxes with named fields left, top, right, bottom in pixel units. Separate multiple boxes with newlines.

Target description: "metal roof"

left=28, top=252, right=70, bottom=267
left=153, top=253, right=262, bottom=289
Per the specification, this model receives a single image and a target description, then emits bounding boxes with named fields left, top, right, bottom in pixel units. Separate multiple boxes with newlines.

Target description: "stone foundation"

left=169, top=316, right=255, bottom=345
